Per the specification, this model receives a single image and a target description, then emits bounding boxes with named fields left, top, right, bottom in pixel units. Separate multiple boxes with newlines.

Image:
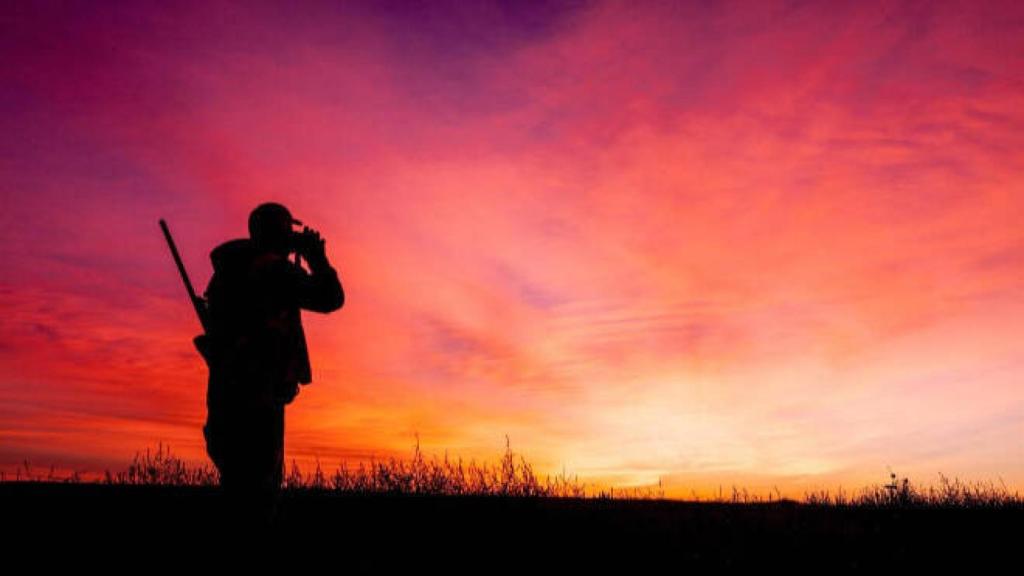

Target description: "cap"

left=249, top=202, right=302, bottom=242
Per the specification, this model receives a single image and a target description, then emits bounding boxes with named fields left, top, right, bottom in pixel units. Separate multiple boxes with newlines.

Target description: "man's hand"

left=291, top=223, right=343, bottom=312
left=300, top=226, right=328, bottom=267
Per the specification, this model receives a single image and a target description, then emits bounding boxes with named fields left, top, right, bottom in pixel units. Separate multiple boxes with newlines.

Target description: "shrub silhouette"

left=104, top=441, right=219, bottom=486
left=279, top=433, right=621, bottom=498
left=802, top=468, right=1023, bottom=508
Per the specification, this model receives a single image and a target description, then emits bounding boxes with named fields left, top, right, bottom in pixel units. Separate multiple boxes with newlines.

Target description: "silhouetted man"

left=201, top=202, right=344, bottom=531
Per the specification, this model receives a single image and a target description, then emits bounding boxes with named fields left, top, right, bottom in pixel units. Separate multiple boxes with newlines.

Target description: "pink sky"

left=2, top=0, right=1022, bottom=499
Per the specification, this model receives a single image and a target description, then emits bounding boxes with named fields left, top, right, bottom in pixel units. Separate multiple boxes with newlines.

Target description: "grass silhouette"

left=802, top=469, right=1023, bottom=509
left=2, top=434, right=663, bottom=500
left=4, top=436, right=1022, bottom=571
left=4, top=434, right=1022, bottom=508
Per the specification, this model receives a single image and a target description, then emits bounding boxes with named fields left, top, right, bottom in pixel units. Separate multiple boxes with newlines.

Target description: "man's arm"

left=293, top=252, right=344, bottom=313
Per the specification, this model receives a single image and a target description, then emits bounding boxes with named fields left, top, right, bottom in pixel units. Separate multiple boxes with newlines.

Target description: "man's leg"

left=204, top=417, right=238, bottom=531
left=236, top=402, right=285, bottom=531
left=263, top=402, right=286, bottom=528
left=205, top=395, right=286, bottom=533
left=205, top=410, right=269, bottom=534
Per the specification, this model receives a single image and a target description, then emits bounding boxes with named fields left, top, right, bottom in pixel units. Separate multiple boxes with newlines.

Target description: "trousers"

left=204, top=392, right=286, bottom=530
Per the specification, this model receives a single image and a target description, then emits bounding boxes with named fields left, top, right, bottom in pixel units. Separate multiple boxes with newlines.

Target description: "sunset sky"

left=2, top=0, right=1022, bottom=499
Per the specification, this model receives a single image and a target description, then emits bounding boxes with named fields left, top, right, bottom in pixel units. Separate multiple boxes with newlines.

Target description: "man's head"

left=249, top=202, right=301, bottom=254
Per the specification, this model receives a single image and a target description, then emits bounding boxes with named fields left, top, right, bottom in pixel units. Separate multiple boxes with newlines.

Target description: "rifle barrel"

left=159, top=219, right=209, bottom=333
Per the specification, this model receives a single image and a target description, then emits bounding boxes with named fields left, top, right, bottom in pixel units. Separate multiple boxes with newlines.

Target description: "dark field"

left=4, top=481, right=1019, bottom=569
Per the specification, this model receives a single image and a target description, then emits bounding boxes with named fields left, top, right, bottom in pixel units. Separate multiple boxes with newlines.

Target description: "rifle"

left=159, top=219, right=213, bottom=366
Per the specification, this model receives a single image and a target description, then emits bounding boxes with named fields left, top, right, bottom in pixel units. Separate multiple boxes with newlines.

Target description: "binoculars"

left=287, top=225, right=323, bottom=257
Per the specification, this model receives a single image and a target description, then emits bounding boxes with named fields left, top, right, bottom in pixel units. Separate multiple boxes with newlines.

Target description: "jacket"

left=202, top=237, right=344, bottom=409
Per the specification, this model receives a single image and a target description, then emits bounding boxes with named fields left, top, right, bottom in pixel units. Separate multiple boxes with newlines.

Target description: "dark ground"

left=3, top=482, right=1019, bottom=569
